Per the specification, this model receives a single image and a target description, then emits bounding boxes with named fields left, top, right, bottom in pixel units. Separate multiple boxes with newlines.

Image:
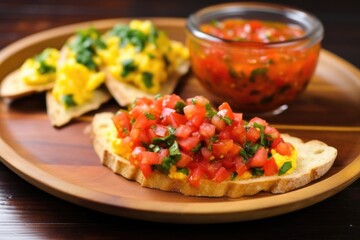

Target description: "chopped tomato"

left=140, top=152, right=160, bottom=165
left=175, top=124, right=193, bottom=138
left=112, top=111, right=131, bottom=138
left=139, top=163, right=152, bottom=178
left=263, top=157, right=278, bottom=176
left=189, top=166, right=205, bottom=187
left=249, top=117, right=268, bottom=127
left=211, top=114, right=226, bottom=131
left=178, top=136, right=201, bottom=153
left=213, top=167, right=230, bottom=182
left=176, top=153, right=193, bottom=167
left=201, top=147, right=213, bottom=161
left=246, top=127, right=261, bottom=143
left=212, top=139, right=234, bottom=158
left=234, top=156, right=248, bottom=176
left=110, top=94, right=296, bottom=184
left=248, top=146, right=268, bottom=167
left=184, top=104, right=206, bottom=127
left=199, top=122, right=216, bottom=138
left=276, top=142, right=293, bottom=156
left=218, top=102, right=234, bottom=120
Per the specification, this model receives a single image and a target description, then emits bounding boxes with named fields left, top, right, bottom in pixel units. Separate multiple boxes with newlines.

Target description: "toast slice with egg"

left=0, top=69, right=54, bottom=98
left=90, top=112, right=337, bottom=198
left=0, top=48, right=59, bottom=99
left=104, top=61, right=189, bottom=106
left=46, top=27, right=112, bottom=127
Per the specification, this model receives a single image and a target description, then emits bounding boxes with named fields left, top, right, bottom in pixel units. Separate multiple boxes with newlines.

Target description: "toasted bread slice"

left=46, top=88, right=111, bottom=127
left=104, top=61, right=189, bottom=106
left=91, top=112, right=337, bottom=198
left=0, top=69, right=54, bottom=99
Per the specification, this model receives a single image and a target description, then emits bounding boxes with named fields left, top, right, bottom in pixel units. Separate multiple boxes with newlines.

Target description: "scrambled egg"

left=98, top=20, right=189, bottom=93
left=272, top=148, right=298, bottom=175
left=52, top=59, right=105, bottom=106
left=108, top=124, right=132, bottom=159
left=168, top=166, right=187, bottom=180
left=51, top=28, right=106, bottom=107
left=20, top=48, right=59, bottom=85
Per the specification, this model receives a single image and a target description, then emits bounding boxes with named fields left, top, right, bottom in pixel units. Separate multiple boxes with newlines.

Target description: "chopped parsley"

left=121, top=59, right=137, bottom=77
left=70, top=27, right=106, bottom=70
left=62, top=94, right=77, bottom=107
left=142, top=72, right=154, bottom=88
left=249, top=67, right=268, bottom=82
left=35, top=50, right=56, bottom=74
left=279, top=161, right=292, bottom=175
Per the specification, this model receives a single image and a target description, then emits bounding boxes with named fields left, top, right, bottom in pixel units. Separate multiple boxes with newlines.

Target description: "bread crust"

left=104, top=61, right=189, bottom=106
left=91, top=112, right=338, bottom=198
left=46, top=88, right=111, bottom=127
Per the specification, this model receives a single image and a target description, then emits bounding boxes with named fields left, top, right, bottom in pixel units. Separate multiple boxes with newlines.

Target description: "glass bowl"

left=186, top=2, right=324, bottom=114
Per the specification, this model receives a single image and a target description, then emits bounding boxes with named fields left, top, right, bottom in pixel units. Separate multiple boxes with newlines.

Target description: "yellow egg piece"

left=20, top=48, right=59, bottom=85
left=272, top=148, right=298, bottom=175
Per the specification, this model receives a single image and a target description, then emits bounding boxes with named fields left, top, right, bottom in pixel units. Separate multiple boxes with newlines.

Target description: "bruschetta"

left=46, top=27, right=111, bottom=127
left=90, top=94, right=337, bottom=198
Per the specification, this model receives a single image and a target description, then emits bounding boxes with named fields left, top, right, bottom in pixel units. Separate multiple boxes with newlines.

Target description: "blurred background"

left=0, top=0, right=359, bottom=68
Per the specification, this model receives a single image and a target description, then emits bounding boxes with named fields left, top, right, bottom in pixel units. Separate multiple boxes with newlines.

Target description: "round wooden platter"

left=0, top=18, right=359, bottom=223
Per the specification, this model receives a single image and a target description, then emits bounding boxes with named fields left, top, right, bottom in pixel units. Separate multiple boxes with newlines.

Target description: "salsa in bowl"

left=186, top=2, right=324, bottom=113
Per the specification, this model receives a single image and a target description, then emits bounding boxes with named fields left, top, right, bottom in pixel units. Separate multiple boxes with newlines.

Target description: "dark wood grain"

left=0, top=0, right=359, bottom=238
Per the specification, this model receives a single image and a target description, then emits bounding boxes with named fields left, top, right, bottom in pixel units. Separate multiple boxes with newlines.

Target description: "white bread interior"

left=91, top=112, right=338, bottom=198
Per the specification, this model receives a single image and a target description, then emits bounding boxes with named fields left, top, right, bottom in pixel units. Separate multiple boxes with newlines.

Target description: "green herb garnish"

left=142, top=72, right=153, bottom=88
left=250, top=67, right=268, bottom=82
left=121, top=59, right=137, bottom=77
left=62, top=94, right=77, bottom=107
left=279, top=161, right=292, bottom=175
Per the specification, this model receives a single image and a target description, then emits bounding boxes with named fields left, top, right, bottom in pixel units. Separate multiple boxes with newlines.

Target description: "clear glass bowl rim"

left=186, top=2, right=324, bottom=47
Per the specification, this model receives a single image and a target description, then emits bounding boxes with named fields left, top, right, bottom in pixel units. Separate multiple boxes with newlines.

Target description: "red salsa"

left=111, top=94, right=296, bottom=187
left=200, top=19, right=304, bottom=43
left=187, top=18, right=321, bottom=112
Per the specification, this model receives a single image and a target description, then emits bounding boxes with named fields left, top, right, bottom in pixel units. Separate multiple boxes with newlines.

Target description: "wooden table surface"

left=0, top=0, right=359, bottom=239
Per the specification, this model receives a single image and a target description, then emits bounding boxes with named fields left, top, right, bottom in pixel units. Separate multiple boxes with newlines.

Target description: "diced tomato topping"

left=189, top=166, right=205, bottom=187
left=199, top=122, right=216, bottom=139
left=213, top=167, right=230, bottom=182
left=178, top=136, right=201, bottom=153
left=140, top=151, right=160, bottom=165
left=263, top=157, right=278, bottom=176
left=276, top=142, right=293, bottom=156
left=218, top=102, right=234, bottom=120
left=112, top=111, right=131, bottom=138
left=248, top=146, right=268, bottom=167
left=201, top=147, right=214, bottom=161
left=152, top=124, right=168, bottom=137
left=176, top=153, right=193, bottom=167
left=212, top=139, right=234, bottom=158
left=246, top=127, right=261, bottom=143
left=211, top=114, right=226, bottom=131
left=234, top=156, right=248, bottom=176
left=139, top=163, right=152, bottom=178
left=249, top=117, right=268, bottom=127
left=175, top=124, right=193, bottom=138
left=265, top=126, right=280, bottom=139
left=110, top=94, right=295, bottom=184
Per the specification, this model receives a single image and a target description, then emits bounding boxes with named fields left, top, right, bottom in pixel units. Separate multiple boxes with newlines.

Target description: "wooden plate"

left=0, top=18, right=359, bottom=223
